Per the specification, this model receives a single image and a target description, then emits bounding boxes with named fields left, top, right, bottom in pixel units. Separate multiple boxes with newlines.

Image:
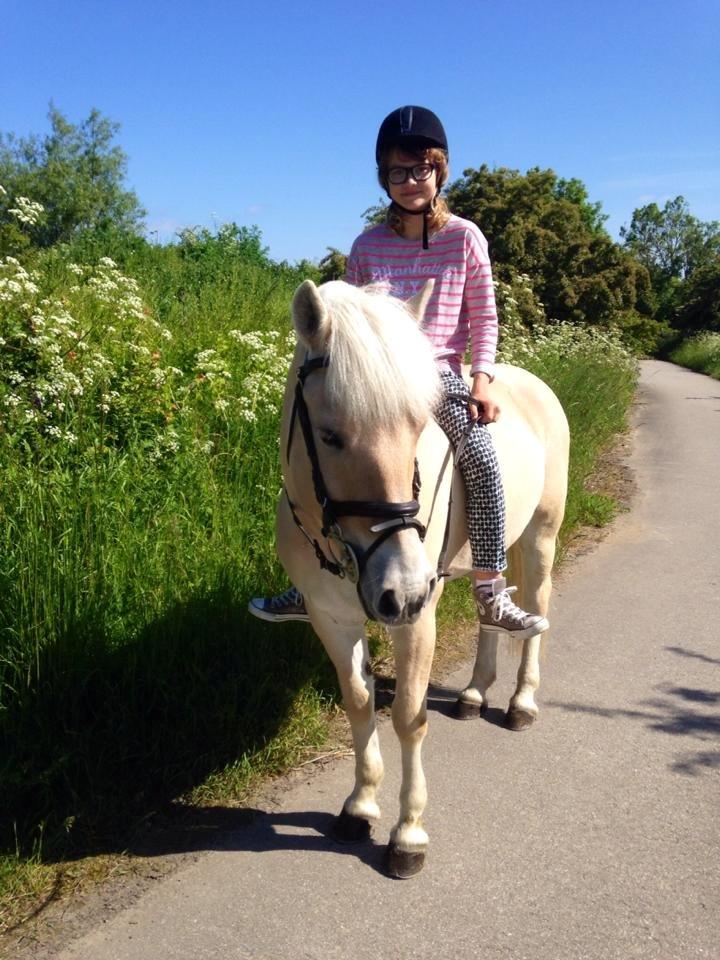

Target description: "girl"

left=249, top=106, right=547, bottom=640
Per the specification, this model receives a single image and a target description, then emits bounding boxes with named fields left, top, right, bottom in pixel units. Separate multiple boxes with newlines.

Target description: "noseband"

left=284, top=355, right=426, bottom=614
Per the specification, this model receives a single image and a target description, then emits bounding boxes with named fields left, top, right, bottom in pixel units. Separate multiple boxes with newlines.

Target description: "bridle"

left=284, top=354, right=428, bottom=617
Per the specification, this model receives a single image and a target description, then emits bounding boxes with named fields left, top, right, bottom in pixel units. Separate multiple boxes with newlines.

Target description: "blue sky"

left=2, top=0, right=719, bottom=262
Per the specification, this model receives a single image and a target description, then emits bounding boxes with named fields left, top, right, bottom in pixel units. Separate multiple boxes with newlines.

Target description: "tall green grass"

left=0, top=233, right=638, bottom=924
left=667, top=331, right=720, bottom=379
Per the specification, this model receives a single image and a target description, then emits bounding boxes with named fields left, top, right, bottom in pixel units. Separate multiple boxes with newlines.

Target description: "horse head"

left=286, top=278, right=440, bottom=625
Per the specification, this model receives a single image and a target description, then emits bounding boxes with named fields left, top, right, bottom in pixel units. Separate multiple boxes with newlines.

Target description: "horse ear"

left=405, top=279, right=435, bottom=324
left=292, top=279, right=330, bottom=350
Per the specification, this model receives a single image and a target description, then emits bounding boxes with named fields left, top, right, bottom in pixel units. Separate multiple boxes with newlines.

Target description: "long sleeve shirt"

left=345, top=215, right=498, bottom=378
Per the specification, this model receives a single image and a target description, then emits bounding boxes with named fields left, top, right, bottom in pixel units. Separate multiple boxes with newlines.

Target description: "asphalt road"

left=37, top=361, right=720, bottom=959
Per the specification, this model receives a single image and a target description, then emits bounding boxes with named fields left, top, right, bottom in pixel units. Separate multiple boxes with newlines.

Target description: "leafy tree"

left=446, top=165, right=656, bottom=343
left=675, top=256, right=720, bottom=332
left=362, top=199, right=389, bottom=228
left=318, top=247, right=347, bottom=282
left=0, top=105, right=144, bottom=251
left=553, top=177, right=607, bottom=234
left=177, top=222, right=270, bottom=268
left=621, top=197, right=720, bottom=281
left=621, top=197, right=720, bottom=329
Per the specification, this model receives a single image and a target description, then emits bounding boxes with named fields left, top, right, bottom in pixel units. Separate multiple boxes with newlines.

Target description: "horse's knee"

left=391, top=704, right=427, bottom=742
left=342, top=674, right=374, bottom=718
left=344, top=692, right=372, bottom=720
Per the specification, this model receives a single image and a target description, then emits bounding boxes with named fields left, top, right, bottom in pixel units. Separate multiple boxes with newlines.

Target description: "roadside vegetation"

left=0, top=105, right=715, bottom=933
left=667, top=331, right=720, bottom=379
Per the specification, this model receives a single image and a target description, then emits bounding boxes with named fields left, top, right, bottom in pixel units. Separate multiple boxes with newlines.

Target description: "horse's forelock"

left=319, top=282, right=440, bottom=427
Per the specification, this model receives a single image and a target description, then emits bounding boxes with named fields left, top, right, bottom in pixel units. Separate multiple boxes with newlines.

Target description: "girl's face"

left=386, top=148, right=438, bottom=212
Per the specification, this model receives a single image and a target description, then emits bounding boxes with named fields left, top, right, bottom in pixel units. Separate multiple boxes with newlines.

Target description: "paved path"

left=42, top=361, right=720, bottom=958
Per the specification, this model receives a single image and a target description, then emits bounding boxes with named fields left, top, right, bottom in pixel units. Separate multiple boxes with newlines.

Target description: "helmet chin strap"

left=389, top=196, right=436, bottom=249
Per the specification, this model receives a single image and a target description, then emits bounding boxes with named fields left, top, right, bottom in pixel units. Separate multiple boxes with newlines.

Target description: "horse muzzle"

left=358, top=542, right=438, bottom=626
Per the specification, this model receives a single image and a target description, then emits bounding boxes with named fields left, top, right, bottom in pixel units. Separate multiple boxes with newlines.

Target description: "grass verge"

left=667, top=332, right=720, bottom=379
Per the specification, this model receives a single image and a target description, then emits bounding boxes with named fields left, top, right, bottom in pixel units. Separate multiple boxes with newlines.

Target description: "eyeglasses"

left=386, top=163, right=435, bottom=185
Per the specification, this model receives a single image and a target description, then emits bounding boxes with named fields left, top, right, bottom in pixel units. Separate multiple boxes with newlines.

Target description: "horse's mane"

left=318, top=282, right=441, bottom=427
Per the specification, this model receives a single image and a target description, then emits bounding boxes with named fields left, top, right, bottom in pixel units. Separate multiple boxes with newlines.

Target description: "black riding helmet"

left=375, top=106, right=448, bottom=249
left=375, top=105, right=448, bottom=164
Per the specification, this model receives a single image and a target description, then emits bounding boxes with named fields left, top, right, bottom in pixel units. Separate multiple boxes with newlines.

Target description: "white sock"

left=474, top=577, right=502, bottom=596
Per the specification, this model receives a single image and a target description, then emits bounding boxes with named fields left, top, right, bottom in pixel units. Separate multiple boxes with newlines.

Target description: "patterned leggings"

left=433, top=368, right=507, bottom=571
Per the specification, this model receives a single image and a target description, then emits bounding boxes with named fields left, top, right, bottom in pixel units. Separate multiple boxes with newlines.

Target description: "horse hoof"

left=385, top=843, right=426, bottom=879
left=506, top=707, right=536, bottom=731
left=454, top=698, right=486, bottom=720
left=333, top=808, right=372, bottom=844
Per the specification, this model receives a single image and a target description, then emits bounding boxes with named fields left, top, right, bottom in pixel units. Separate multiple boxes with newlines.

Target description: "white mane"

left=317, top=282, right=441, bottom=427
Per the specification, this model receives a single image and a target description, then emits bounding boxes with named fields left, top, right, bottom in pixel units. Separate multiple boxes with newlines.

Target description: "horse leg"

left=386, top=609, right=436, bottom=878
left=506, top=519, right=557, bottom=731
left=308, top=607, right=384, bottom=840
left=455, top=625, right=500, bottom=719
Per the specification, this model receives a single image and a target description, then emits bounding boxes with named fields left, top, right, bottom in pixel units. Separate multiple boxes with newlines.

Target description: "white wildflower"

left=8, top=196, right=44, bottom=226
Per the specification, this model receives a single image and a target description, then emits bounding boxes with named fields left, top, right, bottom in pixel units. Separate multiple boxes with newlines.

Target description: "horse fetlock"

left=333, top=807, right=373, bottom=844
left=509, top=692, right=539, bottom=716
left=344, top=794, right=381, bottom=822
left=390, top=820, right=429, bottom=853
left=455, top=686, right=487, bottom=720
left=459, top=686, right=484, bottom=706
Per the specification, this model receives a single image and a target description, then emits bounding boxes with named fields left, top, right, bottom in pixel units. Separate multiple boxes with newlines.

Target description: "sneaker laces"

left=268, top=586, right=303, bottom=610
left=479, top=585, right=528, bottom=625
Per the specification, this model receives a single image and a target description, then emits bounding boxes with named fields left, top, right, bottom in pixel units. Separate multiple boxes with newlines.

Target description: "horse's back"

left=492, top=363, right=569, bottom=450
left=430, top=363, right=569, bottom=578
left=492, top=362, right=569, bottom=525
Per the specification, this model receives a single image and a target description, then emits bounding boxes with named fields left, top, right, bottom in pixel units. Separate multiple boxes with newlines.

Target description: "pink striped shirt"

left=345, top=215, right=498, bottom=378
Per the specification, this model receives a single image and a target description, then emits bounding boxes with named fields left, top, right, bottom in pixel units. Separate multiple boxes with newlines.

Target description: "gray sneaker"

left=474, top=577, right=548, bottom=639
left=248, top=586, right=310, bottom=623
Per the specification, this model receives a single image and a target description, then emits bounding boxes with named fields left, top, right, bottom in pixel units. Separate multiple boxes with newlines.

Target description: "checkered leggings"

left=433, top=369, right=507, bottom=571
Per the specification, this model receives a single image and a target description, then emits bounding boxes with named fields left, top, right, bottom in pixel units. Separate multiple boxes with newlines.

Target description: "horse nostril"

left=408, top=596, right=425, bottom=618
left=428, top=575, right=437, bottom=597
left=378, top=589, right=402, bottom=620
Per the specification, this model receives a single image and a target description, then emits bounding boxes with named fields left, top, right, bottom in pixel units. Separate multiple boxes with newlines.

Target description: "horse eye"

left=319, top=430, right=343, bottom=450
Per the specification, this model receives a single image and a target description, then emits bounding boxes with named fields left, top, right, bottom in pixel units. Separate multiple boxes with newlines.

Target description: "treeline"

left=2, top=106, right=719, bottom=348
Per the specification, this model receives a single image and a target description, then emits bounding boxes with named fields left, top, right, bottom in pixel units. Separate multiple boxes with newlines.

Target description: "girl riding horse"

left=250, top=105, right=547, bottom=638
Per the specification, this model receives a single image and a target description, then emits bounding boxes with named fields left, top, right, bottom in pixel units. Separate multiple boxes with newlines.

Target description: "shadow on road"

left=124, top=805, right=396, bottom=878
left=665, top=644, right=720, bottom=667
left=546, top=648, right=720, bottom=778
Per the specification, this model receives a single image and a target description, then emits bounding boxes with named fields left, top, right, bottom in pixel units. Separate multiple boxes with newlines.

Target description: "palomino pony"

left=277, top=279, right=569, bottom=878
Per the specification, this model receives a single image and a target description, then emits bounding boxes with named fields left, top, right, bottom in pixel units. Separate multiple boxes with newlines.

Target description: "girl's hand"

left=469, top=372, right=501, bottom=424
